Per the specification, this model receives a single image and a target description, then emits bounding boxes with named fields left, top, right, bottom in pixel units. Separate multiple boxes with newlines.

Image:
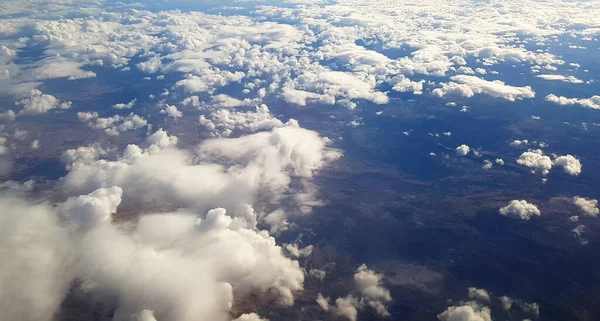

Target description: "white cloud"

left=438, top=301, right=491, bottom=321
left=62, top=125, right=340, bottom=212
left=545, top=94, right=600, bottom=110
left=390, top=75, right=424, bottom=95
left=309, top=269, right=326, bottom=280
left=468, top=287, right=491, bottom=303
left=572, top=196, right=599, bottom=217
left=211, top=94, right=255, bottom=108
left=333, top=295, right=359, bottom=321
left=77, top=112, right=148, bottom=135
left=0, top=186, right=305, bottom=321
left=354, top=264, right=392, bottom=317
left=15, top=89, right=71, bottom=115
left=433, top=76, right=535, bottom=101
left=233, top=313, right=268, bottom=321
left=499, top=296, right=513, bottom=311
left=283, top=71, right=389, bottom=107
left=0, top=109, right=16, bottom=120
left=482, top=160, right=492, bottom=170
left=199, top=105, right=284, bottom=137
left=161, top=104, right=183, bottom=119
left=0, top=196, right=73, bottom=321
left=316, top=293, right=330, bottom=311
left=112, top=99, right=137, bottom=110
left=284, top=243, right=313, bottom=258
left=517, top=149, right=553, bottom=175
left=553, top=155, right=581, bottom=176
left=537, top=74, right=583, bottom=84
left=499, top=200, right=541, bottom=221
left=31, top=139, right=40, bottom=149
left=455, top=144, right=470, bottom=156
left=136, top=310, right=157, bottom=321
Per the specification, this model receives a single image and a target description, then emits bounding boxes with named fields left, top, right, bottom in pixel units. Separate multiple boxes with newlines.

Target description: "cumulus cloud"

left=333, top=296, right=360, bottom=321
left=0, top=197, right=73, bottom=321
left=553, top=155, right=581, bottom=176
left=320, top=264, right=392, bottom=321
left=282, top=71, right=388, bottom=107
left=62, top=124, right=340, bottom=212
left=499, top=200, right=541, bottom=220
left=517, top=149, right=552, bottom=175
left=0, top=188, right=305, bottom=321
left=0, top=137, right=8, bottom=155
left=433, top=76, right=535, bottom=101
left=112, top=99, right=137, bottom=110
left=389, top=75, right=424, bottom=95
left=309, top=269, right=327, bottom=280
left=77, top=111, right=148, bottom=135
left=233, top=313, right=268, bottom=321
left=354, top=264, right=393, bottom=317
left=438, top=301, right=491, bottom=321
left=572, top=197, right=599, bottom=217
left=316, top=293, right=330, bottom=311
left=15, top=89, right=71, bottom=115
left=455, top=144, right=470, bottom=156
left=468, top=287, right=491, bottom=303
left=284, top=243, right=313, bottom=258
left=160, top=104, right=183, bottom=119
left=199, top=105, right=283, bottom=137
left=545, top=94, right=600, bottom=110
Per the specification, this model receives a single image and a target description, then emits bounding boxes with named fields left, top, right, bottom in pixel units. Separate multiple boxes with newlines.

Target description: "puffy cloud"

left=333, top=295, right=360, bottom=321
left=31, top=139, right=40, bottom=149
left=58, top=186, right=123, bottom=231
left=0, top=109, right=16, bottom=120
left=284, top=243, right=313, bottom=258
left=283, top=71, right=389, bottom=107
left=390, top=75, right=424, bottom=95
left=510, top=140, right=546, bottom=148
left=572, top=196, right=599, bottom=217
left=572, top=224, right=588, bottom=245
left=499, top=200, right=541, bottom=221
left=545, top=94, right=600, bottom=110
left=455, top=144, right=470, bottom=156
left=63, top=125, right=340, bottom=212
left=316, top=293, right=330, bottom=311
left=510, top=139, right=529, bottom=147
left=199, top=105, right=284, bottom=137
left=438, top=301, right=491, bottom=321
left=433, top=76, right=535, bottom=101
left=517, top=149, right=552, bottom=175
left=15, top=89, right=71, bottom=115
left=553, top=155, right=581, bottom=176
left=160, top=104, right=183, bottom=119
left=0, top=137, right=8, bottom=155
left=354, top=264, right=392, bottom=317
left=211, top=94, right=255, bottom=108
left=112, top=99, right=137, bottom=110
left=0, top=188, right=305, bottom=321
left=136, top=310, right=158, bottom=321
left=77, top=112, right=148, bottom=135
left=467, top=287, right=491, bottom=303
left=499, top=296, right=513, bottom=311
left=233, top=313, right=268, bottom=321
left=0, top=197, right=73, bottom=321
left=309, top=269, right=326, bottom=280
left=482, top=160, right=492, bottom=170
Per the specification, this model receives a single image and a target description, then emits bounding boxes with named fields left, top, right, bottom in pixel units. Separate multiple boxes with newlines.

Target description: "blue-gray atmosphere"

left=0, top=1, right=599, bottom=321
